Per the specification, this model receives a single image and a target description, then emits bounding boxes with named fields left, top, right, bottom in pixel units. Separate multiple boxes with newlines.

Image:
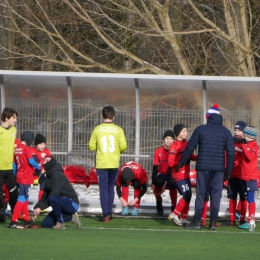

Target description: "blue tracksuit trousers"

left=194, top=171, right=223, bottom=221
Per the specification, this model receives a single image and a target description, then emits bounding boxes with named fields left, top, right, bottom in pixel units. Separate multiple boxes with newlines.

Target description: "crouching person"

left=116, top=161, right=148, bottom=216
left=32, top=156, right=81, bottom=229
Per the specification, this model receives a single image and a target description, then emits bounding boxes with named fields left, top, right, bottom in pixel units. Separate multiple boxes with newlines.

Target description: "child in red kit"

left=238, top=126, right=259, bottom=230
left=168, top=124, right=197, bottom=226
left=9, top=131, right=43, bottom=228
left=31, top=133, right=52, bottom=201
left=222, top=121, right=248, bottom=227
left=152, top=130, right=178, bottom=216
left=116, top=161, right=148, bottom=216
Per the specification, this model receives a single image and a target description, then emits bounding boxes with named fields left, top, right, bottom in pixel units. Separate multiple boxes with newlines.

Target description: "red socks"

left=169, top=189, right=177, bottom=209
left=121, top=186, right=129, bottom=202
left=201, top=201, right=208, bottom=220
left=11, top=201, right=23, bottom=222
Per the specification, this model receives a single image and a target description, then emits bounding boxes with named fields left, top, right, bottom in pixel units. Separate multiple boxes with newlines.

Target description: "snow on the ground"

left=28, top=184, right=260, bottom=218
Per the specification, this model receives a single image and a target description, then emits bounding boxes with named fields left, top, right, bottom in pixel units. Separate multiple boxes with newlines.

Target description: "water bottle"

left=249, top=215, right=255, bottom=232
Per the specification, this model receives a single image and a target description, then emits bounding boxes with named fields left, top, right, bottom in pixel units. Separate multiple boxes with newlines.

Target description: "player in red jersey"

left=238, top=126, right=259, bottom=230
left=31, top=133, right=52, bottom=201
left=116, top=161, right=148, bottom=216
left=222, top=121, right=248, bottom=227
left=9, top=131, right=43, bottom=228
left=152, top=130, right=178, bottom=216
left=167, top=124, right=197, bottom=226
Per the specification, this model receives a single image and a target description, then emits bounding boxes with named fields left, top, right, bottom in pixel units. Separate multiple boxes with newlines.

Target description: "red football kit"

left=168, top=140, right=197, bottom=182
left=31, top=147, right=52, bottom=166
left=116, top=161, right=148, bottom=186
left=116, top=161, right=148, bottom=209
left=153, top=146, right=169, bottom=175
left=231, top=141, right=243, bottom=178
left=14, top=143, right=36, bottom=184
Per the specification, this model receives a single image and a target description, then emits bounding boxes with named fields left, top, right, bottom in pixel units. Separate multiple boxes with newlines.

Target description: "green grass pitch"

left=1, top=215, right=259, bottom=260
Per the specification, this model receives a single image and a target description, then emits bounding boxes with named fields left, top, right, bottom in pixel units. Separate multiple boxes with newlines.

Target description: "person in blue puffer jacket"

left=176, top=104, right=235, bottom=230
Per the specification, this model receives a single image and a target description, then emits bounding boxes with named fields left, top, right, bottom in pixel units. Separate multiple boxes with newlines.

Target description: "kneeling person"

left=116, top=161, right=148, bottom=216
left=32, top=156, right=81, bottom=229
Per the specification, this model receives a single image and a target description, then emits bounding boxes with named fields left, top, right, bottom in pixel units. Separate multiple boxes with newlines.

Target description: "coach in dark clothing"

left=33, top=156, right=80, bottom=229
left=177, top=106, right=234, bottom=230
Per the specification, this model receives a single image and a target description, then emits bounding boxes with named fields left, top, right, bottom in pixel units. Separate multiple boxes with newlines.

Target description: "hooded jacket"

left=180, top=113, right=235, bottom=173
left=34, top=161, right=79, bottom=210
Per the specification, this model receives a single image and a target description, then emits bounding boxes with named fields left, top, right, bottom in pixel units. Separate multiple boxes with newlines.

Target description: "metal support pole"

left=202, top=80, right=208, bottom=125
left=67, top=76, right=73, bottom=165
left=0, top=75, right=5, bottom=112
left=134, top=79, right=140, bottom=163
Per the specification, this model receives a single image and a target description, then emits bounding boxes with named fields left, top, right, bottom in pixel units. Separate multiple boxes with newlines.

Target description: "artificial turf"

left=1, top=215, right=259, bottom=260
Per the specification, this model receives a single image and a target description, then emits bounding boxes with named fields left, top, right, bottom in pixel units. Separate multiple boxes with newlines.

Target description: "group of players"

left=1, top=107, right=81, bottom=229
left=1, top=104, right=258, bottom=231
left=114, top=107, right=258, bottom=231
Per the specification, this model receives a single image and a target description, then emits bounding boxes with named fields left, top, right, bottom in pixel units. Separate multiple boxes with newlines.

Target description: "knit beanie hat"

left=163, top=130, right=175, bottom=140
left=155, top=174, right=166, bottom=188
left=35, top=133, right=46, bottom=146
left=174, top=124, right=185, bottom=137
left=243, top=126, right=257, bottom=140
left=234, top=121, right=247, bottom=131
left=122, top=167, right=134, bottom=182
left=43, top=156, right=57, bottom=171
left=20, top=131, right=34, bottom=146
left=206, top=104, right=220, bottom=119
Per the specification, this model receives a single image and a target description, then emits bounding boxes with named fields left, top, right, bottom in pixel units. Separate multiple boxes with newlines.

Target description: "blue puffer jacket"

left=180, top=113, right=235, bottom=174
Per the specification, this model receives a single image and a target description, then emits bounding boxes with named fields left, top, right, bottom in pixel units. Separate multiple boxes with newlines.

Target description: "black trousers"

left=0, top=170, right=18, bottom=214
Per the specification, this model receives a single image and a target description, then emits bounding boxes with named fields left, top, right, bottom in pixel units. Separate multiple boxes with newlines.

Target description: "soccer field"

left=1, top=216, right=259, bottom=260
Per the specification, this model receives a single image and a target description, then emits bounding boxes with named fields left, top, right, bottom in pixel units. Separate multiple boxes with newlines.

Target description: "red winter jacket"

left=240, top=140, right=259, bottom=181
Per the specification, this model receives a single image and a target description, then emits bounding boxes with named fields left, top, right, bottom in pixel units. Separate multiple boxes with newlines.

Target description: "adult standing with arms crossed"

left=89, top=105, right=127, bottom=222
left=176, top=104, right=235, bottom=230
left=0, top=107, right=19, bottom=222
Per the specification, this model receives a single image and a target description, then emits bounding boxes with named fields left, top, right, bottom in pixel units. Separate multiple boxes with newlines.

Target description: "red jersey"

left=14, top=143, right=36, bottom=184
left=153, top=146, right=169, bottom=175
left=231, top=140, right=243, bottom=178
left=168, top=140, right=197, bottom=182
left=240, top=140, right=259, bottom=181
left=116, top=161, right=148, bottom=186
left=31, top=147, right=52, bottom=167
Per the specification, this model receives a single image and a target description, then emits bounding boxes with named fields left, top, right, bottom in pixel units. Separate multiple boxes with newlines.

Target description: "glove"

left=241, top=138, right=247, bottom=144
left=34, top=170, right=41, bottom=177
left=175, top=163, right=184, bottom=173
left=185, top=159, right=191, bottom=166
left=226, top=184, right=231, bottom=199
left=223, top=173, right=230, bottom=182
left=33, top=178, right=39, bottom=186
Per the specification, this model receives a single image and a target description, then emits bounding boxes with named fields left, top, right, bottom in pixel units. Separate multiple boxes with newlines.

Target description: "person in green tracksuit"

left=89, top=105, right=127, bottom=222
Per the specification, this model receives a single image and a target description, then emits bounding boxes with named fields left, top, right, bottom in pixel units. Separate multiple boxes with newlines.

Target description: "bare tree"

left=0, top=0, right=259, bottom=75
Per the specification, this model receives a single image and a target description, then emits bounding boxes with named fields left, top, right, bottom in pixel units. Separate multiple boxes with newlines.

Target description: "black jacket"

left=180, top=113, right=235, bottom=174
left=34, top=162, right=79, bottom=210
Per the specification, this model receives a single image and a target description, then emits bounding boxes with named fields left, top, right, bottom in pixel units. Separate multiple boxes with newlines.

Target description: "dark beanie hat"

left=122, top=167, right=134, bottom=182
left=234, top=121, right=247, bottom=131
left=163, top=130, right=175, bottom=140
left=20, top=131, right=34, bottom=146
left=35, top=133, right=46, bottom=146
left=154, top=174, right=166, bottom=188
left=174, top=124, right=186, bottom=137
left=43, top=156, right=57, bottom=171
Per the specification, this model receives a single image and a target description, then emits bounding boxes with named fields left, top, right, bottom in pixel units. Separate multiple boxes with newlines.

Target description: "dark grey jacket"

left=180, top=113, right=235, bottom=174
left=34, top=162, right=79, bottom=210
